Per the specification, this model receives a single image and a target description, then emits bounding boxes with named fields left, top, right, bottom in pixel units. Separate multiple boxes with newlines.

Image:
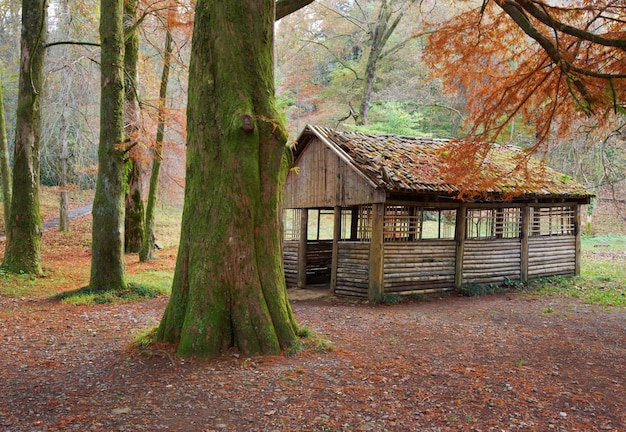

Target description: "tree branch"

left=45, top=41, right=100, bottom=49
left=276, top=0, right=316, bottom=21
left=496, top=0, right=594, bottom=113
left=516, top=0, right=626, bottom=50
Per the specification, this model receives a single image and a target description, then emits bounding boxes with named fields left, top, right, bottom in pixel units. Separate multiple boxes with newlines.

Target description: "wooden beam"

left=521, top=205, right=529, bottom=282
left=368, top=203, right=385, bottom=301
left=297, top=209, right=308, bottom=289
left=330, top=206, right=341, bottom=293
left=454, top=205, right=466, bottom=290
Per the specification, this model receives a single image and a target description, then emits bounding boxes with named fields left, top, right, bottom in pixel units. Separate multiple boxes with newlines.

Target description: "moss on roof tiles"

left=307, top=126, right=592, bottom=200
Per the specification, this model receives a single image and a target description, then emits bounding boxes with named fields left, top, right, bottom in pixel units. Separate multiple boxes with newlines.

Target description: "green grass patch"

left=460, top=283, right=507, bottom=297
left=0, top=269, right=41, bottom=298
left=127, top=270, right=173, bottom=294
left=529, top=234, right=625, bottom=307
left=154, top=204, right=183, bottom=249
left=582, top=233, right=626, bottom=250
left=52, top=282, right=168, bottom=306
left=529, top=274, right=625, bottom=307
left=287, top=326, right=334, bottom=356
left=132, top=325, right=159, bottom=349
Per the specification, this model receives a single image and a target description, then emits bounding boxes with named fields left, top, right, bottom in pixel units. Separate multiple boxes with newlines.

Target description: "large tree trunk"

left=123, top=0, right=145, bottom=253
left=2, top=0, right=45, bottom=274
left=0, top=78, right=11, bottom=239
left=139, top=25, right=173, bottom=262
left=157, top=0, right=299, bottom=358
left=89, top=0, right=127, bottom=291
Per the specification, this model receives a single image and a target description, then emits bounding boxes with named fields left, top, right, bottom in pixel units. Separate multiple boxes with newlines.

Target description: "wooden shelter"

left=282, top=125, right=593, bottom=300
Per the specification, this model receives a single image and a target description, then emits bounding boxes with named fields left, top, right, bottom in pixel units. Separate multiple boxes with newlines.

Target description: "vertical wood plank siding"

left=283, top=138, right=385, bottom=209
left=462, top=239, right=521, bottom=284
left=335, top=242, right=370, bottom=297
left=528, top=236, right=576, bottom=278
left=283, top=241, right=299, bottom=287
left=383, top=241, right=456, bottom=293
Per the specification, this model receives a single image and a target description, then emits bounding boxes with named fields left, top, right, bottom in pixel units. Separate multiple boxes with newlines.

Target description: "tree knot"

left=241, top=115, right=255, bottom=133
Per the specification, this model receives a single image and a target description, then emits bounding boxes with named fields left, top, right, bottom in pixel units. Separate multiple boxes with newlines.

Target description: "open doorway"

left=305, top=209, right=334, bottom=285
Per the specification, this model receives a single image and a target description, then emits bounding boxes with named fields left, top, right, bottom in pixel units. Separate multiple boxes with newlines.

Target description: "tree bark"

left=139, top=25, right=173, bottom=262
left=2, top=0, right=45, bottom=274
left=89, top=0, right=127, bottom=291
left=59, top=110, right=70, bottom=231
left=58, top=0, right=70, bottom=232
left=357, top=0, right=391, bottom=126
left=123, top=0, right=145, bottom=253
left=357, top=0, right=414, bottom=126
left=0, top=78, right=11, bottom=240
left=157, top=0, right=299, bottom=358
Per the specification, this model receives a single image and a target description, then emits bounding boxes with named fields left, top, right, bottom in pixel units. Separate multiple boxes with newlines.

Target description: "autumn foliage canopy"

left=424, top=0, right=625, bottom=144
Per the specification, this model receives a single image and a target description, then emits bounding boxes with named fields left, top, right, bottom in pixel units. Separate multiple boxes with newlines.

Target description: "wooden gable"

left=283, top=137, right=386, bottom=209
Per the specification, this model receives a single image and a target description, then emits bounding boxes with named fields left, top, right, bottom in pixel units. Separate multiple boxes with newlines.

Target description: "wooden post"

left=574, top=204, right=581, bottom=276
left=330, top=206, right=342, bottom=293
left=368, top=203, right=384, bottom=301
left=454, top=205, right=466, bottom=290
left=520, top=205, right=529, bottom=282
left=350, top=206, right=359, bottom=240
left=297, top=209, right=308, bottom=289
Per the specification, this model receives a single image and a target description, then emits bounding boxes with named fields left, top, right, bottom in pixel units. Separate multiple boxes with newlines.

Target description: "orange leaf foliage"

left=424, top=0, right=625, bottom=145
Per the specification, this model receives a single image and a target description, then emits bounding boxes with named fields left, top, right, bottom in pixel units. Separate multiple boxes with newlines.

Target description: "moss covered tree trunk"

left=123, top=0, right=145, bottom=253
left=139, top=26, right=172, bottom=262
left=0, top=79, right=11, bottom=239
left=89, top=0, right=127, bottom=291
left=156, top=0, right=299, bottom=358
left=2, top=0, right=45, bottom=274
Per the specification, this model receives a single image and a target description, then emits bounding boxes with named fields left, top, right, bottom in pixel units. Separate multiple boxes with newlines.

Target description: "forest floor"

left=0, top=204, right=624, bottom=431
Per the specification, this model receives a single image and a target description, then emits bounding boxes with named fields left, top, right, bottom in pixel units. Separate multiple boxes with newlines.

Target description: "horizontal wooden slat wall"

left=383, top=241, right=456, bottom=293
left=463, top=239, right=521, bottom=284
left=336, top=242, right=370, bottom=297
left=528, top=236, right=576, bottom=278
left=283, top=241, right=299, bottom=288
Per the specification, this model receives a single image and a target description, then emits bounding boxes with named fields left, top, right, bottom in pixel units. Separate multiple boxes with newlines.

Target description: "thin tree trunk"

left=357, top=0, right=415, bottom=126
left=123, top=0, right=144, bottom=253
left=2, top=0, right=45, bottom=274
left=58, top=0, right=70, bottom=232
left=139, top=25, right=173, bottom=262
left=89, top=0, right=127, bottom=291
left=157, top=0, right=299, bottom=358
left=358, top=0, right=390, bottom=126
left=59, top=110, right=70, bottom=231
left=0, top=78, right=11, bottom=239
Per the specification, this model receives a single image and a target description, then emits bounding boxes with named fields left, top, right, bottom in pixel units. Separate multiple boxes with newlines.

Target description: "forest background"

left=0, top=0, right=624, bottom=237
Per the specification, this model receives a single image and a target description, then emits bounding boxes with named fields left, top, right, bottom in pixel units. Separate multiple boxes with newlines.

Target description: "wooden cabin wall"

left=335, top=242, right=370, bottom=297
left=283, top=138, right=385, bottom=209
left=283, top=203, right=582, bottom=297
left=462, top=239, right=522, bottom=284
left=283, top=241, right=299, bottom=288
left=528, top=236, right=576, bottom=278
left=383, top=241, right=456, bottom=293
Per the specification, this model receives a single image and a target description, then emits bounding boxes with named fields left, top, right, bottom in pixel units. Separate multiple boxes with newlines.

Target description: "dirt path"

left=0, top=204, right=93, bottom=242
left=0, top=293, right=623, bottom=431
left=41, top=204, right=93, bottom=231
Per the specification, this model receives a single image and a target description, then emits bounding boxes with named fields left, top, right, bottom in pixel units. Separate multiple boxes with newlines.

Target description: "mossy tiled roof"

left=298, top=125, right=593, bottom=201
